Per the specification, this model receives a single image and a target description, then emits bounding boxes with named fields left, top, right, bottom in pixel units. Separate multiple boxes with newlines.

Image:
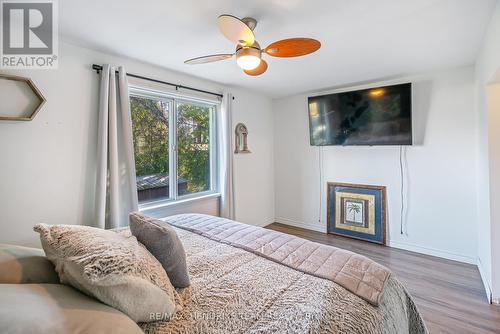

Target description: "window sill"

left=139, top=192, right=221, bottom=212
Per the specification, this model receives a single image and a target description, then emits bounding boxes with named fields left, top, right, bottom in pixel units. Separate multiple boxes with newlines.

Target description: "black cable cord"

left=399, top=146, right=404, bottom=235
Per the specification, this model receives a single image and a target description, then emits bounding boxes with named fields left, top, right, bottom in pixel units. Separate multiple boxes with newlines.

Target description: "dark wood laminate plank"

left=265, top=223, right=500, bottom=334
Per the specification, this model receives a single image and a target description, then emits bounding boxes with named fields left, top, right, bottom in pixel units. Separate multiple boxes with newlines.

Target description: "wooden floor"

left=266, top=223, right=500, bottom=334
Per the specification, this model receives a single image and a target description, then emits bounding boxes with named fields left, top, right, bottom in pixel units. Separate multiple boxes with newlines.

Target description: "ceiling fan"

left=184, top=15, right=321, bottom=76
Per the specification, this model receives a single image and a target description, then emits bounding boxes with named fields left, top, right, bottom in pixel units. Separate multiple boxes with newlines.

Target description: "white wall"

left=475, top=1, right=500, bottom=302
left=0, top=41, right=274, bottom=247
left=487, top=83, right=500, bottom=303
left=232, top=90, right=275, bottom=227
left=273, top=66, right=478, bottom=264
left=487, top=83, right=500, bottom=299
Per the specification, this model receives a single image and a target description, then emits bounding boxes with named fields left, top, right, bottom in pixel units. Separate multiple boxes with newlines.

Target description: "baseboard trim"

left=388, top=240, right=476, bottom=265
left=477, top=257, right=493, bottom=303
left=274, top=217, right=326, bottom=233
left=248, top=217, right=275, bottom=228
left=274, top=217, right=476, bottom=265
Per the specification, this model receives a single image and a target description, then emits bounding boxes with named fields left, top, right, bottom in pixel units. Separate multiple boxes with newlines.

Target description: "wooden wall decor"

left=0, top=74, right=46, bottom=121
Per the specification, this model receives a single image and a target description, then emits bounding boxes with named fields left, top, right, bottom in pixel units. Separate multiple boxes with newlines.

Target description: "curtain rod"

left=91, top=64, right=223, bottom=98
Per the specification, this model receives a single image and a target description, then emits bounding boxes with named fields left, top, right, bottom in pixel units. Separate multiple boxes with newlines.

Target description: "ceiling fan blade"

left=265, top=38, right=321, bottom=57
left=184, top=53, right=234, bottom=65
left=244, top=59, right=268, bottom=76
left=217, top=14, right=255, bottom=46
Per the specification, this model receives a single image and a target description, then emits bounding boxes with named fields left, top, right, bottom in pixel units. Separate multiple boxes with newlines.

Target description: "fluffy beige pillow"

left=34, top=223, right=181, bottom=323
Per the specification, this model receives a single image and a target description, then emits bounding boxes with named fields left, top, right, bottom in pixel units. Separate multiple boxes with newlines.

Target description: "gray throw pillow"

left=129, top=212, right=190, bottom=288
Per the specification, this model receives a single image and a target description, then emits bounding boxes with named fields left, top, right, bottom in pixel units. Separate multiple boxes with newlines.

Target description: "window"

left=130, top=87, right=217, bottom=205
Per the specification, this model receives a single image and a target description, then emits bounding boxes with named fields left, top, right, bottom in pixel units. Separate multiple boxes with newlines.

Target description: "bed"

left=119, top=214, right=427, bottom=334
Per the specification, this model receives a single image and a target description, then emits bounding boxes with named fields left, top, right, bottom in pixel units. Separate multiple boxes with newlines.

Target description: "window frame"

left=129, top=86, right=219, bottom=210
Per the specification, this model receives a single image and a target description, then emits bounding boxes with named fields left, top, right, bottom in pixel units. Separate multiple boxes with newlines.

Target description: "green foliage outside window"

left=131, top=95, right=211, bottom=196
left=177, top=102, right=211, bottom=194
left=131, top=96, right=169, bottom=176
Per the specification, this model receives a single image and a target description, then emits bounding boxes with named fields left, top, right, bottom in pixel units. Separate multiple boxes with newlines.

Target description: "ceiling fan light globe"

left=236, top=46, right=261, bottom=70
left=237, top=55, right=261, bottom=70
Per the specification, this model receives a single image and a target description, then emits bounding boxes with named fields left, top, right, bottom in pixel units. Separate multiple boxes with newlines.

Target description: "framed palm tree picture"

left=327, top=182, right=387, bottom=245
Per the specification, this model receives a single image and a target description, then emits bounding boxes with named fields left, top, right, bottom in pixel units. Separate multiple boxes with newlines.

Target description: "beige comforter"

left=164, top=214, right=390, bottom=306
left=126, top=214, right=426, bottom=334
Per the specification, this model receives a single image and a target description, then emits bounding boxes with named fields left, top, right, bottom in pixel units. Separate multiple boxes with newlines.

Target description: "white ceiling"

left=60, top=0, right=497, bottom=98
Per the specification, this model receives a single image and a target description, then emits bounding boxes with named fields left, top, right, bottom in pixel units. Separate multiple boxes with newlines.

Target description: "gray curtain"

left=218, top=93, right=235, bottom=219
left=95, top=65, right=138, bottom=229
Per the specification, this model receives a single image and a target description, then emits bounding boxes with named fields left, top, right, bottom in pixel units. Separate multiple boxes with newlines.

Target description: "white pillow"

left=34, top=223, right=182, bottom=323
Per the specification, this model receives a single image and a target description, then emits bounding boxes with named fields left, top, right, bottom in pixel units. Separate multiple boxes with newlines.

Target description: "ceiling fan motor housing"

left=236, top=46, right=261, bottom=59
left=236, top=41, right=261, bottom=56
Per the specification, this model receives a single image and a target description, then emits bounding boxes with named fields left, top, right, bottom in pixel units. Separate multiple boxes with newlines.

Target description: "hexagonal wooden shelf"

left=0, top=74, right=46, bottom=121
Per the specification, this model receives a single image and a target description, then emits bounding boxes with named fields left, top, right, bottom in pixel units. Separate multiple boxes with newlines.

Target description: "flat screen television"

left=308, top=83, right=412, bottom=146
